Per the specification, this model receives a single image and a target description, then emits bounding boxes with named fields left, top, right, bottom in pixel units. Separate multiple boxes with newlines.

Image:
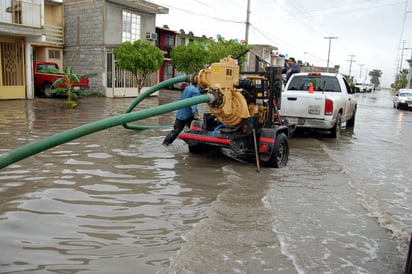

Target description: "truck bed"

left=281, top=91, right=327, bottom=120
left=279, top=72, right=357, bottom=134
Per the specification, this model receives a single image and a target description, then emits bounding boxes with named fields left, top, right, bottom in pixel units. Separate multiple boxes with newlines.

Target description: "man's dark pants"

left=162, top=117, right=193, bottom=146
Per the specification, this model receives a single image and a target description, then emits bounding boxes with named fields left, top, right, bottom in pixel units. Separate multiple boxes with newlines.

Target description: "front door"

left=0, top=36, right=26, bottom=99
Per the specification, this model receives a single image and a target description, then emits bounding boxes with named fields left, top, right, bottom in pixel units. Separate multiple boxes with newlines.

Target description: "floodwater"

left=0, top=89, right=410, bottom=273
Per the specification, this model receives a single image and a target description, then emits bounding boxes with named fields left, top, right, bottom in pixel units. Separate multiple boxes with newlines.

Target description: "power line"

left=274, top=0, right=330, bottom=38
left=194, top=0, right=245, bottom=22
left=153, top=2, right=245, bottom=25
left=249, top=24, right=295, bottom=50
left=310, top=0, right=403, bottom=18
left=226, top=0, right=245, bottom=10
left=288, top=0, right=331, bottom=36
left=394, top=0, right=411, bottom=77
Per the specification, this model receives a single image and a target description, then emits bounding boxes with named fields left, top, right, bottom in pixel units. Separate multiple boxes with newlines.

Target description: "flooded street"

left=0, top=89, right=410, bottom=273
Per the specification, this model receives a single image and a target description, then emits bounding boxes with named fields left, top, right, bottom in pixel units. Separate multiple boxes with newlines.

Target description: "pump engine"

left=189, top=57, right=275, bottom=127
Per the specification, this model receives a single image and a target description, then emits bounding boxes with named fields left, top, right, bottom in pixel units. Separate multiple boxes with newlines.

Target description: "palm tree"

left=368, top=69, right=382, bottom=90
left=52, top=54, right=96, bottom=108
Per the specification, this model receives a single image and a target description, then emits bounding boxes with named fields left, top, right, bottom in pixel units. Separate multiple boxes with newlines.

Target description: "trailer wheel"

left=263, top=132, right=288, bottom=168
left=188, top=143, right=206, bottom=154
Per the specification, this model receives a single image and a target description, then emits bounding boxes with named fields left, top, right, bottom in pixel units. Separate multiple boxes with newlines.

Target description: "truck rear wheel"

left=346, top=109, right=356, bottom=127
left=263, top=132, right=288, bottom=168
left=329, top=113, right=342, bottom=138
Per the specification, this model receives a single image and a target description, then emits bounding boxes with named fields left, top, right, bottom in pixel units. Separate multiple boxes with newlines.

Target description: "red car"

left=33, top=61, right=89, bottom=97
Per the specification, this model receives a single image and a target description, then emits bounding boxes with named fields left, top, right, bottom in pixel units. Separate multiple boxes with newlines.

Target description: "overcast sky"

left=151, top=0, right=411, bottom=87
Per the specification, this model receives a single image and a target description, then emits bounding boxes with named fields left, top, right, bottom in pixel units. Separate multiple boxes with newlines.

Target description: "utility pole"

left=364, top=68, right=368, bottom=81
left=408, top=59, right=412, bottom=88
left=399, top=45, right=412, bottom=74
left=406, top=48, right=412, bottom=88
left=347, top=54, right=356, bottom=79
left=400, top=40, right=407, bottom=72
left=324, top=36, right=338, bottom=72
left=243, top=0, right=251, bottom=71
left=245, top=0, right=251, bottom=43
left=359, top=64, right=365, bottom=79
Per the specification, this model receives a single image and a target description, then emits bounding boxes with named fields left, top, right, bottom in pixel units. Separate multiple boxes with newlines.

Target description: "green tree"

left=207, top=37, right=250, bottom=66
left=369, top=69, right=382, bottom=89
left=170, top=42, right=209, bottom=74
left=343, top=74, right=355, bottom=91
left=391, top=68, right=408, bottom=91
left=114, top=40, right=163, bottom=93
left=171, top=37, right=250, bottom=76
left=52, top=54, right=97, bottom=108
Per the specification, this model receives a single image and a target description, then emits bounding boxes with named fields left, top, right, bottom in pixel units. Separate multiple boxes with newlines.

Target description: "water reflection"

left=395, top=111, right=405, bottom=144
left=0, top=135, right=223, bottom=272
left=0, top=96, right=207, bottom=272
left=0, top=91, right=410, bottom=273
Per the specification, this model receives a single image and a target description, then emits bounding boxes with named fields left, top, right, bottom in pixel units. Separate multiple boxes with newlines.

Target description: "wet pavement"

left=0, top=89, right=411, bottom=273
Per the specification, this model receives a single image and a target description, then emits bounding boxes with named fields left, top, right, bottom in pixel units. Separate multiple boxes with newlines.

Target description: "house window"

left=122, top=11, right=141, bottom=42
left=48, top=49, right=60, bottom=60
left=164, top=33, right=174, bottom=48
left=164, top=61, right=173, bottom=79
left=8, top=0, right=21, bottom=24
left=6, top=0, right=41, bottom=26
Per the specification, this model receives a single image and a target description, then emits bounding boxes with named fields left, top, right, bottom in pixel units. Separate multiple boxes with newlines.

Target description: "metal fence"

left=107, top=51, right=157, bottom=89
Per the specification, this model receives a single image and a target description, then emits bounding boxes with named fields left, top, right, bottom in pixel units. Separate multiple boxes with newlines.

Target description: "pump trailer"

left=178, top=52, right=294, bottom=168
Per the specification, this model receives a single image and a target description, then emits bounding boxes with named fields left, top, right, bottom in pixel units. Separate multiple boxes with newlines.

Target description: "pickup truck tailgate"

left=281, top=92, right=326, bottom=118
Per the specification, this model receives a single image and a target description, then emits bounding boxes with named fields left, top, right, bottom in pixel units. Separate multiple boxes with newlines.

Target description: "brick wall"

left=63, top=0, right=162, bottom=95
left=64, top=0, right=105, bottom=93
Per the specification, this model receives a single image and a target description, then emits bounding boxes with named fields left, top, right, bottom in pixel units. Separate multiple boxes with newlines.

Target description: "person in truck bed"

left=282, top=57, right=300, bottom=82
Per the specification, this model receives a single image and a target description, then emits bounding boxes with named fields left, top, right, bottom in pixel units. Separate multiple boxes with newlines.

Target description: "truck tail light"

left=325, top=99, right=333, bottom=115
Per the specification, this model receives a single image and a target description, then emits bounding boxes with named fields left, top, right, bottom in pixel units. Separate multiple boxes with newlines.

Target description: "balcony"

left=0, top=0, right=46, bottom=38
left=44, top=24, right=63, bottom=46
left=0, top=0, right=42, bottom=27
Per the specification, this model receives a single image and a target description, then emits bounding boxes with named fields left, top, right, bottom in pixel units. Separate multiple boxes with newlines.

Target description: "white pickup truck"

left=354, top=79, right=372, bottom=93
left=280, top=72, right=357, bottom=137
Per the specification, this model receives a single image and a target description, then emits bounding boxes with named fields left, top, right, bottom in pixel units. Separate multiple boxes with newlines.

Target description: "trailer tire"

left=188, top=143, right=206, bottom=154
left=263, top=132, right=288, bottom=168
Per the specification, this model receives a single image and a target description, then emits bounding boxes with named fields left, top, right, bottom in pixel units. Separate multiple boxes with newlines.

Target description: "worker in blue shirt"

left=282, top=57, right=300, bottom=82
left=162, top=84, right=201, bottom=146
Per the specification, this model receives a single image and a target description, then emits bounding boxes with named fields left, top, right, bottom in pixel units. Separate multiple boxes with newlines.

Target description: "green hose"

left=124, top=76, right=188, bottom=113
left=0, top=94, right=212, bottom=169
left=123, top=75, right=189, bottom=130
